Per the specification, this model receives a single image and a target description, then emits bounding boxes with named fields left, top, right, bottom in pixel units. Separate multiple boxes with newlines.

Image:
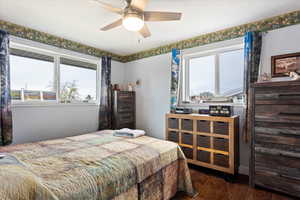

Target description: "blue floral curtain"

left=0, top=30, right=13, bottom=146
left=243, top=31, right=262, bottom=142
left=98, top=56, right=113, bottom=130
left=170, top=48, right=181, bottom=113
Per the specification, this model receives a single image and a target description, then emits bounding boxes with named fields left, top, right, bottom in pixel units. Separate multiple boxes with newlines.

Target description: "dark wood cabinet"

left=250, top=81, right=300, bottom=198
left=112, top=91, right=135, bottom=129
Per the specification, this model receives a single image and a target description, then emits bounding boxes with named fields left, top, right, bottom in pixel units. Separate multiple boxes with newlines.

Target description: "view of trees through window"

left=60, top=64, right=96, bottom=103
left=10, top=52, right=97, bottom=103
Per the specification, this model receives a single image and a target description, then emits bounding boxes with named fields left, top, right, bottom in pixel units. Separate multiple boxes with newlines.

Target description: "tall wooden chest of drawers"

left=250, top=81, right=300, bottom=198
left=166, top=113, right=239, bottom=174
left=112, top=91, right=135, bottom=129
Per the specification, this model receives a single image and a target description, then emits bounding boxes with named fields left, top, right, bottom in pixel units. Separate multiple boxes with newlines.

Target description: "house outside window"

left=182, top=44, right=245, bottom=105
left=9, top=39, right=99, bottom=105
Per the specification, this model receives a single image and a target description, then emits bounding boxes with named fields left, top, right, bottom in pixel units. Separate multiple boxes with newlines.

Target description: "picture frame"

left=271, top=52, right=300, bottom=77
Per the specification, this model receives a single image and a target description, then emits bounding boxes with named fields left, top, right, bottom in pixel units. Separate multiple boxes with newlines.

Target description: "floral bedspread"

left=0, top=130, right=195, bottom=200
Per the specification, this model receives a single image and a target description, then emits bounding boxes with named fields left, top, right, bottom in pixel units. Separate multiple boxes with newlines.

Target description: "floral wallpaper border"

left=124, top=10, right=300, bottom=62
left=1, top=10, right=300, bottom=63
left=0, top=20, right=124, bottom=62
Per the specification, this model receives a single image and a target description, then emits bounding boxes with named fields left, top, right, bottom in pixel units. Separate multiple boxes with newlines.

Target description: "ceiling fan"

left=92, top=0, right=182, bottom=38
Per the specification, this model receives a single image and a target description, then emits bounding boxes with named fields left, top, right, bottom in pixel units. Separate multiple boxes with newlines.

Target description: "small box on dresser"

left=250, top=80, right=300, bottom=198
left=165, top=113, right=239, bottom=175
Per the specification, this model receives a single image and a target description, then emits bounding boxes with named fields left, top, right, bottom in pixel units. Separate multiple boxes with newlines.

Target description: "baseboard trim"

left=239, top=165, right=249, bottom=175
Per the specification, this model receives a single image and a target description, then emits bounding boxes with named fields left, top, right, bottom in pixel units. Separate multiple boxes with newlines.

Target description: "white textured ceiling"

left=1, top=0, right=300, bottom=55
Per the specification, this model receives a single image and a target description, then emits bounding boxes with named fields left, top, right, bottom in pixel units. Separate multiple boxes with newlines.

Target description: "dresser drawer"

left=213, top=121, right=229, bottom=135
left=168, top=118, right=179, bottom=129
left=255, top=170, right=300, bottom=198
left=255, top=122, right=300, bottom=151
left=197, top=150, right=210, bottom=163
left=255, top=131, right=300, bottom=149
left=182, top=132, right=193, bottom=145
left=255, top=121, right=300, bottom=136
left=213, top=137, right=229, bottom=152
left=255, top=152, right=300, bottom=180
left=197, top=135, right=210, bottom=148
left=255, top=104, right=300, bottom=123
left=118, top=113, right=134, bottom=123
left=255, top=146, right=300, bottom=160
left=117, top=97, right=134, bottom=106
left=118, top=103, right=134, bottom=112
left=181, top=119, right=193, bottom=131
left=168, top=131, right=179, bottom=143
left=214, top=153, right=229, bottom=168
left=197, top=120, right=210, bottom=133
left=255, top=87, right=300, bottom=105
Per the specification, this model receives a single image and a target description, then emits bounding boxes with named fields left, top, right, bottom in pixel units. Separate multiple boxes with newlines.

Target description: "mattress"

left=0, top=130, right=195, bottom=200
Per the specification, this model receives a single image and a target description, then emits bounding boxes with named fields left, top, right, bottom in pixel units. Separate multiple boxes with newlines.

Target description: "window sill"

left=12, top=102, right=99, bottom=108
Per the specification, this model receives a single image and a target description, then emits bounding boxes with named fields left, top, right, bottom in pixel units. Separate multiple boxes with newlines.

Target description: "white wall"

left=125, top=54, right=171, bottom=139
left=12, top=60, right=125, bottom=144
left=260, top=24, right=300, bottom=81
left=124, top=24, right=300, bottom=174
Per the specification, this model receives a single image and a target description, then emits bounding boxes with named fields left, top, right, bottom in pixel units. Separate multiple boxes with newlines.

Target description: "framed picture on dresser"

left=271, top=52, right=300, bottom=77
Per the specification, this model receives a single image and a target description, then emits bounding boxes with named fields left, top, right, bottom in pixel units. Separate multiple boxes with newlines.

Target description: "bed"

left=0, top=130, right=195, bottom=200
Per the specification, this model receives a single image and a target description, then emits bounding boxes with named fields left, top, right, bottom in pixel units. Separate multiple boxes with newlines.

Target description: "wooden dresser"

left=250, top=81, right=300, bottom=198
left=166, top=113, right=239, bottom=174
left=112, top=91, right=135, bottom=129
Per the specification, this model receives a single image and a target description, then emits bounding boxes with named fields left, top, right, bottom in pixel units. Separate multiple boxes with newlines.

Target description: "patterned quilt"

left=0, top=130, right=195, bottom=200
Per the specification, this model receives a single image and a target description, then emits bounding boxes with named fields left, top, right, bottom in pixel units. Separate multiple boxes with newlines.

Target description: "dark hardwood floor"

left=172, top=166, right=297, bottom=200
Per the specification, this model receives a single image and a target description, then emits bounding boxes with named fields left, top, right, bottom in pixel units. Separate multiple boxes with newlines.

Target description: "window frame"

left=10, top=36, right=101, bottom=106
left=181, top=43, right=245, bottom=107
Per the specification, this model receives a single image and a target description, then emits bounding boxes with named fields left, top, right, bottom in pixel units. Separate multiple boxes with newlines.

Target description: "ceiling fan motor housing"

left=123, top=7, right=144, bottom=19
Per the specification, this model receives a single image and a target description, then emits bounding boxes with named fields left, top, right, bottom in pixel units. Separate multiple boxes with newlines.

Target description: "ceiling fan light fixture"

left=122, top=13, right=144, bottom=31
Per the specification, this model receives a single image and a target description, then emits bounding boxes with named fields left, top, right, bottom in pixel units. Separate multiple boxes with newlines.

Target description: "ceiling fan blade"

left=91, top=0, right=123, bottom=14
left=144, top=11, right=182, bottom=21
left=130, top=0, right=149, bottom=11
left=100, top=19, right=123, bottom=31
left=139, top=24, right=151, bottom=38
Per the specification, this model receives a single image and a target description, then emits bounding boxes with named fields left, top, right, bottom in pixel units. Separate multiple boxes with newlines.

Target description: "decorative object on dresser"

left=112, top=91, right=135, bottom=129
left=250, top=80, right=300, bottom=198
left=271, top=52, right=300, bottom=78
left=175, top=107, right=193, bottom=114
left=166, top=113, right=239, bottom=175
left=198, top=109, right=209, bottom=115
left=209, top=105, right=233, bottom=117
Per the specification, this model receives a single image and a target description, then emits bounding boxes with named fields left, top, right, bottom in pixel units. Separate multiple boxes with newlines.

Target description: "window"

left=10, top=45, right=99, bottom=104
left=60, top=58, right=97, bottom=103
left=10, top=49, right=56, bottom=101
left=183, top=45, right=244, bottom=104
left=219, top=50, right=244, bottom=97
left=189, top=55, right=215, bottom=101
